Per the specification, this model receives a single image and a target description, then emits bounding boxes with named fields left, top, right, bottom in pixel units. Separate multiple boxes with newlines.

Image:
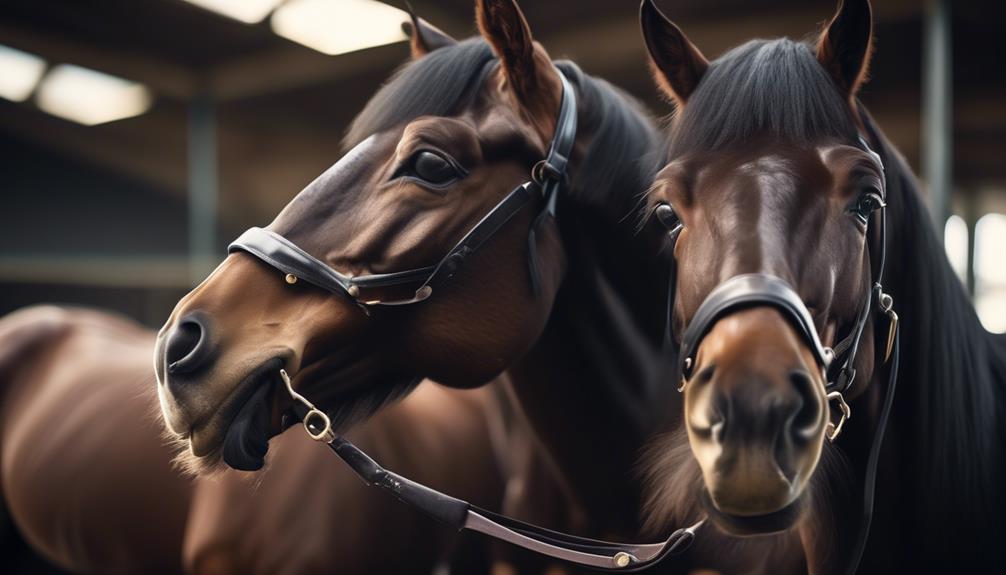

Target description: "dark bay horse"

left=155, top=0, right=675, bottom=570
left=639, top=0, right=1005, bottom=572
left=0, top=305, right=504, bottom=574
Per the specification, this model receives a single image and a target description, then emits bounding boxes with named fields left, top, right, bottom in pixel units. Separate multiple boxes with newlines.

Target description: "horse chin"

left=701, top=489, right=806, bottom=537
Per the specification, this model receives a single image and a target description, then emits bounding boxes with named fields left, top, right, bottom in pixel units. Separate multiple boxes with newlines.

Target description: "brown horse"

left=0, top=306, right=189, bottom=573
left=0, top=305, right=504, bottom=574
left=640, top=0, right=1005, bottom=572
left=155, top=0, right=675, bottom=571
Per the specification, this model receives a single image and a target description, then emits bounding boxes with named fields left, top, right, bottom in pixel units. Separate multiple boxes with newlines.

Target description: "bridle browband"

left=656, top=133, right=901, bottom=575
left=228, top=69, right=705, bottom=571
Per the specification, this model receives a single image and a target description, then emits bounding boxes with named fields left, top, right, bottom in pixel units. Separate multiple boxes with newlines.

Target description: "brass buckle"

left=825, top=390, right=851, bottom=442
left=877, top=291, right=898, bottom=363
left=280, top=369, right=336, bottom=443
left=678, top=357, right=693, bottom=392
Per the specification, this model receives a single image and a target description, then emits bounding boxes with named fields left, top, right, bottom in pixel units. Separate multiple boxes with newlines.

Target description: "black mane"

left=864, top=110, right=1006, bottom=564
left=345, top=39, right=495, bottom=148
left=669, top=38, right=860, bottom=156
left=554, top=60, right=663, bottom=216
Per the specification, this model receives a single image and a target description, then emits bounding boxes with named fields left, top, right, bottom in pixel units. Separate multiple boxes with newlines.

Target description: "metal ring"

left=825, top=390, right=851, bottom=442
left=531, top=159, right=563, bottom=186
left=280, top=369, right=337, bottom=443
left=304, top=409, right=336, bottom=443
left=678, top=357, right=694, bottom=392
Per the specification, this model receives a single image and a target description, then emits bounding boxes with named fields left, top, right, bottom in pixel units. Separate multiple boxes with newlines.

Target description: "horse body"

left=0, top=306, right=190, bottom=573
left=0, top=305, right=506, bottom=574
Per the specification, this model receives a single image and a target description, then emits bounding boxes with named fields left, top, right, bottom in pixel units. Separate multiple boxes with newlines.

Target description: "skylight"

left=35, top=64, right=153, bottom=126
left=271, top=0, right=407, bottom=56
left=179, top=0, right=284, bottom=24
left=0, top=44, right=47, bottom=102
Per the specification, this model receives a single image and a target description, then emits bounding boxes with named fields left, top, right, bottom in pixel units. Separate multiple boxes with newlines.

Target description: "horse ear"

left=476, top=0, right=542, bottom=101
left=816, top=0, right=874, bottom=96
left=640, top=0, right=708, bottom=106
left=401, top=11, right=457, bottom=59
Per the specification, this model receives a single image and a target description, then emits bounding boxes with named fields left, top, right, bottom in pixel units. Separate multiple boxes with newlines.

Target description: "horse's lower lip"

left=187, top=358, right=284, bottom=459
left=700, top=489, right=805, bottom=536
left=189, top=425, right=220, bottom=457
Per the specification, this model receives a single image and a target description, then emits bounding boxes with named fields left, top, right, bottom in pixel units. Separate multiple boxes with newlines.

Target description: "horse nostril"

left=165, top=314, right=214, bottom=375
left=788, top=369, right=821, bottom=442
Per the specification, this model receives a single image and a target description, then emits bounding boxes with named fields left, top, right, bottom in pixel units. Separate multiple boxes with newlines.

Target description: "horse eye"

left=654, top=203, right=680, bottom=231
left=850, top=190, right=884, bottom=225
left=411, top=151, right=460, bottom=185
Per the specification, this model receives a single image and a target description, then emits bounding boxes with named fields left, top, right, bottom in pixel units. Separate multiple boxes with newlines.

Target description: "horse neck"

left=504, top=83, right=672, bottom=533
left=506, top=214, right=671, bottom=534
left=880, top=148, right=1006, bottom=551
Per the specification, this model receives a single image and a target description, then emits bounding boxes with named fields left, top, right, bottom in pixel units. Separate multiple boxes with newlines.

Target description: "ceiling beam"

left=541, top=0, right=923, bottom=76
left=0, top=102, right=188, bottom=194
left=0, top=23, right=198, bottom=100
left=209, top=41, right=404, bottom=102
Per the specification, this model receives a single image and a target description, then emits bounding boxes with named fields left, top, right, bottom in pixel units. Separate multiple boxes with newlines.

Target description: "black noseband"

left=677, top=274, right=832, bottom=380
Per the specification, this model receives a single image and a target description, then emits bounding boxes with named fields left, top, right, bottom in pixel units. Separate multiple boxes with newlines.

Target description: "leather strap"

left=536, top=70, right=577, bottom=218
left=230, top=182, right=536, bottom=305
left=286, top=376, right=704, bottom=572
left=677, top=274, right=833, bottom=380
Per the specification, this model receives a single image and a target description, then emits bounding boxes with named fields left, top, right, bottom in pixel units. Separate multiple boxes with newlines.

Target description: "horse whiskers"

left=799, top=440, right=856, bottom=566
left=156, top=412, right=244, bottom=478
left=167, top=436, right=254, bottom=479
left=140, top=375, right=226, bottom=478
left=636, top=426, right=704, bottom=537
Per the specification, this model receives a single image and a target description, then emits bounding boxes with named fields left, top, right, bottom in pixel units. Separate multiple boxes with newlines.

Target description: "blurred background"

left=1, top=0, right=1003, bottom=332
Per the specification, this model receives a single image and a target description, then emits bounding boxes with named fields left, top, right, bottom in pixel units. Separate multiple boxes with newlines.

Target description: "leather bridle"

left=669, top=138, right=897, bottom=442
left=228, top=70, right=577, bottom=308
left=228, top=69, right=705, bottom=571
left=654, top=133, right=901, bottom=575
